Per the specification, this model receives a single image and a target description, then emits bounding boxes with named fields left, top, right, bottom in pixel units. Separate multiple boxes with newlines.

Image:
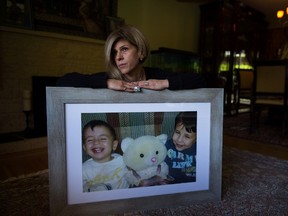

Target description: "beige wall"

left=118, top=0, right=200, bottom=52
left=0, top=27, right=106, bottom=133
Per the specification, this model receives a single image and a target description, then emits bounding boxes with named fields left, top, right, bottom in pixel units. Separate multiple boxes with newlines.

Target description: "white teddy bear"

left=121, top=134, right=169, bottom=187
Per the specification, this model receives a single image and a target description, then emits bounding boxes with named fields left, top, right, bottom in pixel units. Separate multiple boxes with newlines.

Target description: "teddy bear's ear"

left=157, top=134, right=168, bottom=145
left=121, top=137, right=134, bottom=152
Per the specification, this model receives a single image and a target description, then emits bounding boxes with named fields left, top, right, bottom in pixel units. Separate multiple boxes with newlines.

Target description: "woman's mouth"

left=118, top=63, right=127, bottom=69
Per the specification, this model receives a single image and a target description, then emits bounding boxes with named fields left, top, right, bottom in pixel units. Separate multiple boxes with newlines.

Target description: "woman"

left=57, top=25, right=206, bottom=92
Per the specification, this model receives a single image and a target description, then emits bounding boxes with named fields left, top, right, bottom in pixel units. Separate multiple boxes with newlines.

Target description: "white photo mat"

left=65, top=103, right=211, bottom=204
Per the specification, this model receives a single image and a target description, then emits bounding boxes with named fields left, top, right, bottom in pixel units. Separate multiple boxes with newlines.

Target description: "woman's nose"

left=115, top=52, right=123, bottom=61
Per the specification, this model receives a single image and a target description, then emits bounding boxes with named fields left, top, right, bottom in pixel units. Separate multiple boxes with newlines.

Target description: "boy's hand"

left=138, top=175, right=174, bottom=187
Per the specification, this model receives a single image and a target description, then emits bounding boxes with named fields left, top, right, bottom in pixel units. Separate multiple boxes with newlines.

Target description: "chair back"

left=237, top=69, right=254, bottom=91
left=256, top=65, right=286, bottom=94
left=234, top=69, right=254, bottom=114
left=250, top=60, right=288, bottom=136
left=253, top=60, right=288, bottom=105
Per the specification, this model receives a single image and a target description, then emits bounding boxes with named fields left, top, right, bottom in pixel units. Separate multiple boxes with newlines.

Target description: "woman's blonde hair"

left=104, top=25, right=150, bottom=80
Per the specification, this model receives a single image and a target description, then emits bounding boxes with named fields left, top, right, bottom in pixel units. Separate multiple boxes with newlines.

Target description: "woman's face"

left=113, top=39, right=142, bottom=76
left=172, top=123, right=196, bottom=151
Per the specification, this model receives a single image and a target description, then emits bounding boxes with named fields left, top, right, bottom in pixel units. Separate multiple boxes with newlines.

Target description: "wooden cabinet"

left=199, top=0, right=268, bottom=115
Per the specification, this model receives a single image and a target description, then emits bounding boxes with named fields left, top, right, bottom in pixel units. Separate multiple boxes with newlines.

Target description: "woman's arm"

left=56, top=68, right=207, bottom=91
left=56, top=72, right=108, bottom=88
left=140, top=67, right=207, bottom=90
left=57, top=72, right=139, bottom=92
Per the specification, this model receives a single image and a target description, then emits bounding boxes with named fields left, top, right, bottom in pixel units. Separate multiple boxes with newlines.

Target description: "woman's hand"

left=138, top=79, right=169, bottom=90
left=107, top=79, right=169, bottom=92
left=107, top=79, right=138, bottom=92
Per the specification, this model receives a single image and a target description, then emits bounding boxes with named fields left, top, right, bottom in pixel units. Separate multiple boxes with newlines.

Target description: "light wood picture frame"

left=46, top=87, right=223, bottom=216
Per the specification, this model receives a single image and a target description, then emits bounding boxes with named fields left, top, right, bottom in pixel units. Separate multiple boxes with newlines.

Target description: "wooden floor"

left=0, top=137, right=48, bottom=181
left=0, top=135, right=288, bottom=181
left=0, top=147, right=48, bottom=180
left=223, top=135, right=288, bottom=160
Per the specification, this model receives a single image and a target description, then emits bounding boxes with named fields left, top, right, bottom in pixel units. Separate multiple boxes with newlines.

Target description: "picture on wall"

left=0, top=0, right=120, bottom=39
left=0, top=0, right=33, bottom=29
left=105, top=16, right=125, bottom=36
left=32, top=0, right=118, bottom=39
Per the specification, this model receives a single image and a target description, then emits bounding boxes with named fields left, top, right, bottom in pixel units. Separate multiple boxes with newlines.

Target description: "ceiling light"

left=277, top=6, right=288, bottom=17
left=277, top=10, right=284, bottom=19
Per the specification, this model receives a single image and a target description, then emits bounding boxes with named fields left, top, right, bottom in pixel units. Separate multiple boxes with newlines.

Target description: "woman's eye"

left=140, top=153, right=144, bottom=158
left=156, top=151, right=159, bottom=155
left=121, top=47, right=128, bottom=52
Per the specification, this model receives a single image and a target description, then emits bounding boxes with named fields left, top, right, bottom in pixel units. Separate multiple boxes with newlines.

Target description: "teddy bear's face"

left=121, top=134, right=167, bottom=171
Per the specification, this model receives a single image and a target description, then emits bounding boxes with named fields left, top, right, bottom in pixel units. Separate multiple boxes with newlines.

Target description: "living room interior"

left=0, top=0, right=288, bottom=215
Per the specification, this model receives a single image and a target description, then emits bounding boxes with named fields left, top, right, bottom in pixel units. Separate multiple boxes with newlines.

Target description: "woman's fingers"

left=108, top=79, right=135, bottom=92
left=122, top=82, right=138, bottom=92
left=108, top=79, right=168, bottom=92
left=138, top=79, right=168, bottom=90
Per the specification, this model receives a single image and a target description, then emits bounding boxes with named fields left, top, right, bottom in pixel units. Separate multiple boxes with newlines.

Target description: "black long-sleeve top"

left=56, top=67, right=207, bottom=90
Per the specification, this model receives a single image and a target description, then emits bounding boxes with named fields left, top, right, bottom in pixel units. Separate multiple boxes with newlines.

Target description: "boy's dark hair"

left=82, top=120, right=116, bottom=143
left=174, top=112, right=197, bottom=133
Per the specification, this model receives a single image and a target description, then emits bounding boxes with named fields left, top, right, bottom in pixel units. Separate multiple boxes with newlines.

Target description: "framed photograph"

left=105, top=16, right=125, bottom=36
left=32, top=0, right=118, bottom=39
left=47, top=87, right=223, bottom=215
left=0, top=0, right=33, bottom=29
